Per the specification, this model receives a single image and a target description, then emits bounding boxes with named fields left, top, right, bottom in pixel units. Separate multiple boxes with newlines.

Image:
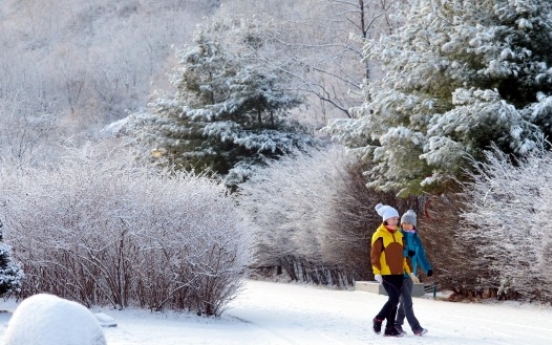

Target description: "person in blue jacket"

left=395, top=210, right=433, bottom=336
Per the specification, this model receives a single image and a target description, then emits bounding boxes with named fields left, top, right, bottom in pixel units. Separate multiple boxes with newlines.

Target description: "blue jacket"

left=401, top=228, right=432, bottom=277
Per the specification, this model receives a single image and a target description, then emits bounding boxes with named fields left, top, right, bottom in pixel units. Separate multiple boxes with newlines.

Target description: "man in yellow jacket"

left=370, top=203, right=417, bottom=337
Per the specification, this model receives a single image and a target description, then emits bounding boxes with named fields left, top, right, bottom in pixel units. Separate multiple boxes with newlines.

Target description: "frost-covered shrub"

left=0, top=142, right=252, bottom=316
left=239, top=146, right=352, bottom=285
left=461, top=146, right=552, bottom=302
left=238, top=145, right=416, bottom=285
left=2, top=294, right=106, bottom=345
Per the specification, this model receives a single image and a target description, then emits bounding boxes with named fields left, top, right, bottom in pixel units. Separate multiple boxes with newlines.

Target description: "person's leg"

left=394, top=277, right=408, bottom=333
left=395, top=277, right=408, bottom=325
left=374, top=275, right=404, bottom=335
left=401, top=276, right=422, bottom=331
left=375, top=275, right=402, bottom=334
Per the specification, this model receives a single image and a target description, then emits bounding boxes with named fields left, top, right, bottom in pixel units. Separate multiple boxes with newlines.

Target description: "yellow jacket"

left=371, top=224, right=411, bottom=276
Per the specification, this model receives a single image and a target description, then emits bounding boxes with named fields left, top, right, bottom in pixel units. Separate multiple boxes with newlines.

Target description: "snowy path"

left=0, top=280, right=551, bottom=344
left=224, top=280, right=552, bottom=345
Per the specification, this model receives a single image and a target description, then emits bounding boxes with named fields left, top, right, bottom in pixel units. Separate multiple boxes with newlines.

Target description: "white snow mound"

left=1, top=293, right=107, bottom=345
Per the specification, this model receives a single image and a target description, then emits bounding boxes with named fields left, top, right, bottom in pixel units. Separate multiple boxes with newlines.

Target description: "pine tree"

left=128, top=19, right=317, bottom=188
left=327, top=0, right=552, bottom=196
left=0, top=220, right=23, bottom=296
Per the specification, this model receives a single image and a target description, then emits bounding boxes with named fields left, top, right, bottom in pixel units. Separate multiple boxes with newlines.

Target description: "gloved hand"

left=374, top=274, right=383, bottom=283
left=409, top=273, right=420, bottom=284
left=408, top=250, right=416, bottom=257
left=427, top=269, right=433, bottom=277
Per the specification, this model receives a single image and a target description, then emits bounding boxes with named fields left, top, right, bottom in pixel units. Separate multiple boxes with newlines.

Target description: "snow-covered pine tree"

left=128, top=19, right=317, bottom=188
left=0, top=219, right=23, bottom=296
left=326, top=0, right=552, bottom=196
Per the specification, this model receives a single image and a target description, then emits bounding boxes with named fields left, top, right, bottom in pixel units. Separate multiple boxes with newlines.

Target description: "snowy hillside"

left=0, top=280, right=550, bottom=345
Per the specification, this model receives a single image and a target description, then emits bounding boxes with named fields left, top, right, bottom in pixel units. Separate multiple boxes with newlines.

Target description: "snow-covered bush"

left=0, top=142, right=252, bottom=316
left=238, top=146, right=347, bottom=285
left=238, top=145, right=415, bottom=285
left=1, top=293, right=106, bottom=345
left=461, top=145, right=552, bottom=302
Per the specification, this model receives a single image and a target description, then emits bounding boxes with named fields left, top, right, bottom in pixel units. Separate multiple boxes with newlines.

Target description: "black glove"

left=408, top=250, right=415, bottom=257
left=427, top=269, right=433, bottom=277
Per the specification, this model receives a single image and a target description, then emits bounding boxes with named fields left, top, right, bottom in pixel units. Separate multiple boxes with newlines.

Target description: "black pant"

left=375, top=274, right=404, bottom=328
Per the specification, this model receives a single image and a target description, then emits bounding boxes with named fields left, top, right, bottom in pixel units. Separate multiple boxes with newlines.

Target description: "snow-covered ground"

left=0, top=280, right=551, bottom=345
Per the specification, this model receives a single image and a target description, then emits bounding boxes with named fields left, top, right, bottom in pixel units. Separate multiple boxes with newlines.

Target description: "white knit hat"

left=375, top=203, right=399, bottom=222
left=401, top=210, right=417, bottom=227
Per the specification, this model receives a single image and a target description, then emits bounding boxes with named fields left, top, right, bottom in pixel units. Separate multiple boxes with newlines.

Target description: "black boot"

left=395, top=324, right=407, bottom=335
left=372, top=318, right=383, bottom=334
left=384, top=326, right=404, bottom=337
left=413, top=327, right=428, bottom=336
